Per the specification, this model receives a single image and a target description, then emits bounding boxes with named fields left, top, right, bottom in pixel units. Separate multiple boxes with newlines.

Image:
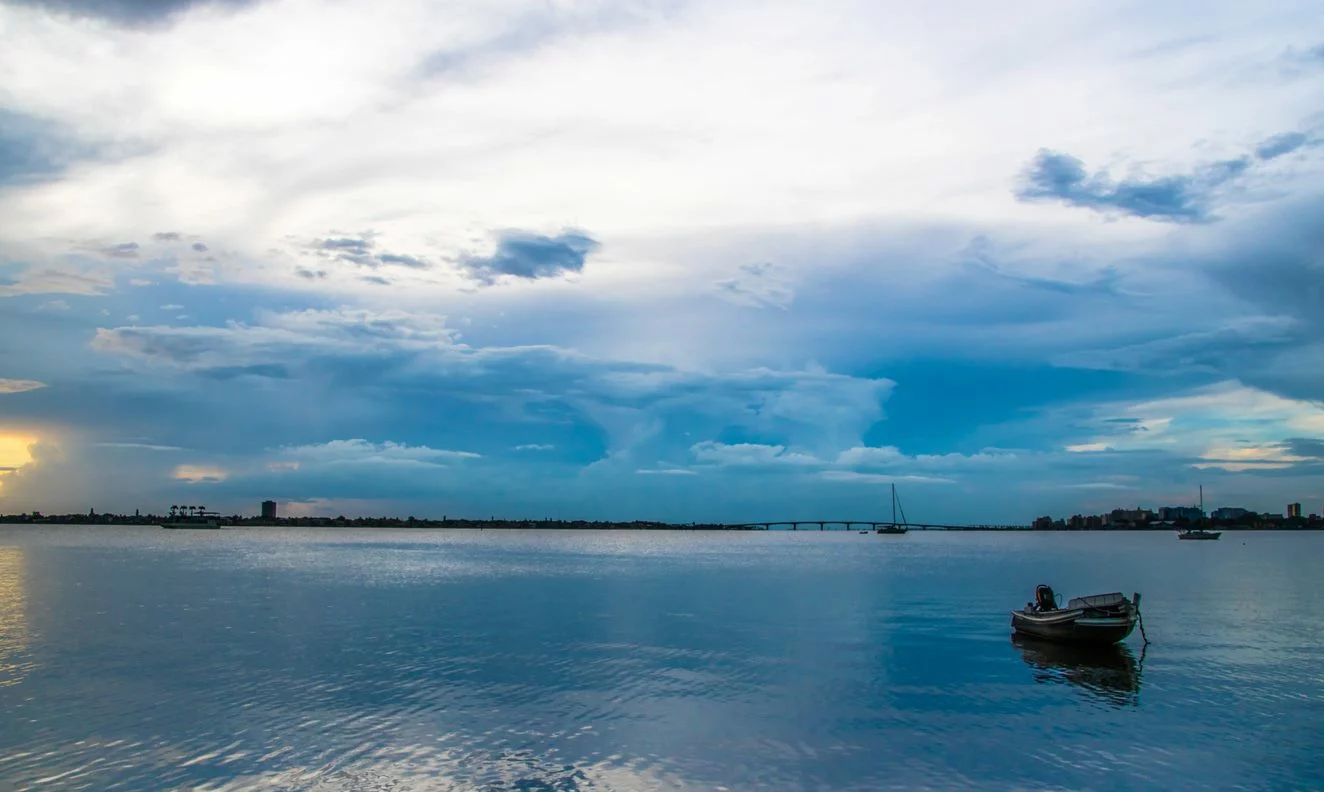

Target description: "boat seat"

left=1066, top=592, right=1127, bottom=610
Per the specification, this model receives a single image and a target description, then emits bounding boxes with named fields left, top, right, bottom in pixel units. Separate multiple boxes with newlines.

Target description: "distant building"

left=1287, top=502, right=1302, bottom=519
left=1160, top=506, right=1204, bottom=522
left=1211, top=507, right=1248, bottom=520
left=1104, top=508, right=1153, bottom=527
left=261, top=500, right=278, bottom=520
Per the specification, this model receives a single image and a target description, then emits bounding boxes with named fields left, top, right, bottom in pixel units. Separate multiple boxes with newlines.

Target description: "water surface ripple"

left=0, top=528, right=1320, bottom=790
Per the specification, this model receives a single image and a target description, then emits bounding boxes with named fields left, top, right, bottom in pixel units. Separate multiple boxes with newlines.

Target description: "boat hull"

left=875, top=526, right=907, bottom=534
left=1178, top=531, right=1221, bottom=540
left=1010, top=610, right=1136, bottom=645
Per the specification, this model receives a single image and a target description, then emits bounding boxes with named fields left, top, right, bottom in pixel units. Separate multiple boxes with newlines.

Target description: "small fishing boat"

left=1010, top=584, right=1139, bottom=645
left=875, top=483, right=908, bottom=534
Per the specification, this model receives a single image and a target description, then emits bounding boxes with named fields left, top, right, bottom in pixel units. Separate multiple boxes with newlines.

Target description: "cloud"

left=1065, top=381, right=1324, bottom=471
left=835, top=445, right=1021, bottom=473
left=91, top=308, right=461, bottom=372
left=1279, top=438, right=1324, bottom=460
left=690, top=441, right=821, bottom=468
left=298, top=234, right=431, bottom=271
left=191, top=242, right=208, bottom=252
left=818, top=470, right=956, bottom=485
left=714, top=262, right=795, bottom=309
left=1015, top=148, right=1254, bottom=223
left=0, top=379, right=47, bottom=394
left=1254, top=132, right=1310, bottom=160
left=635, top=468, right=697, bottom=475
left=0, top=266, right=116, bottom=296
left=160, top=303, right=184, bottom=310
left=8, top=0, right=259, bottom=27
left=86, top=306, right=896, bottom=484
left=514, top=444, right=554, bottom=451
left=2, top=4, right=1323, bottom=520
left=95, top=442, right=183, bottom=451
left=960, top=236, right=1124, bottom=296
left=274, top=439, right=480, bottom=468
left=1281, top=43, right=1324, bottom=67
left=0, top=108, right=88, bottom=185
left=377, top=253, right=428, bottom=269
left=93, top=242, right=141, bottom=258
left=458, top=230, right=599, bottom=284
left=173, top=463, right=227, bottom=483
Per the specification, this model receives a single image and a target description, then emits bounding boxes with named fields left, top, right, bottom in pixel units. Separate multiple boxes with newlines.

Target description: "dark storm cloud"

left=458, top=230, right=599, bottom=284
left=361, top=275, right=391, bottom=286
left=6, top=0, right=258, bottom=26
left=1015, top=149, right=1251, bottom=223
left=192, top=242, right=208, bottom=252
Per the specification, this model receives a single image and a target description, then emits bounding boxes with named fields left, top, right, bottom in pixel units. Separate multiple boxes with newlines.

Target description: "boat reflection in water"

left=1012, top=634, right=1143, bottom=708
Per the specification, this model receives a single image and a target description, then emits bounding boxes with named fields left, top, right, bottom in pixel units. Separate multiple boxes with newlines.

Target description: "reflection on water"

left=0, top=527, right=1322, bottom=790
left=1012, top=634, right=1142, bottom=707
left=0, top=547, right=31, bottom=688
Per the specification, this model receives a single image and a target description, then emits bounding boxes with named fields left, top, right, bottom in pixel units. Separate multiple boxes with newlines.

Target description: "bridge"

left=729, top=521, right=1030, bottom=531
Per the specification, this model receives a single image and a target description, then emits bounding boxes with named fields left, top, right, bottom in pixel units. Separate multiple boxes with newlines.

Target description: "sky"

left=1, top=0, right=1323, bottom=523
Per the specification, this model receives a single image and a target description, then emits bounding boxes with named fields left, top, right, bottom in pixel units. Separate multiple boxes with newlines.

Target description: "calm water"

left=0, top=528, right=1321, bottom=791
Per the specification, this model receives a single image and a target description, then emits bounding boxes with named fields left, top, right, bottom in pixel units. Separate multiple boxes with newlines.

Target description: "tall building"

left=261, top=500, right=278, bottom=520
left=1287, top=502, right=1302, bottom=519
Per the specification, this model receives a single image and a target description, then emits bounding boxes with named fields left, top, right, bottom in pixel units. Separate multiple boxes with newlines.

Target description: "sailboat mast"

left=1200, top=485, right=1204, bottom=516
left=892, top=482, right=896, bottom=524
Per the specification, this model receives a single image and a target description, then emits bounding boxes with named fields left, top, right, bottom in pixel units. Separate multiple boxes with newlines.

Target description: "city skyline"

left=2, top=1, right=1324, bottom=522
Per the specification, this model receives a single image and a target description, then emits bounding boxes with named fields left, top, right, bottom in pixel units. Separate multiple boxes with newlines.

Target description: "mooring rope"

left=1137, top=604, right=1151, bottom=645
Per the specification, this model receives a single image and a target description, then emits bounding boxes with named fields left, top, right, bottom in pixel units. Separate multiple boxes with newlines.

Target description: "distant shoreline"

left=2, top=515, right=1321, bottom=531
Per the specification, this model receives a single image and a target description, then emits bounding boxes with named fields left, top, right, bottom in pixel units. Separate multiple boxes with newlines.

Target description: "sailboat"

left=876, top=483, right=909, bottom=534
left=1177, top=486, right=1221, bottom=541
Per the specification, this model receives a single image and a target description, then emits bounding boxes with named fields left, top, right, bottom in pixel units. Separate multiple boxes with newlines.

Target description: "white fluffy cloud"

left=275, top=439, right=481, bottom=468
left=0, top=379, right=47, bottom=394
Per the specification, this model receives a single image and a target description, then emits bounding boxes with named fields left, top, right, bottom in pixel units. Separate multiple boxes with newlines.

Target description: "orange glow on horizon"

left=0, top=435, right=37, bottom=484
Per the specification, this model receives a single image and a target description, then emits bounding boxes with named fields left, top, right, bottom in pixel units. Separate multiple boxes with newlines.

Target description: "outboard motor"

left=1034, top=584, right=1056, bottom=612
